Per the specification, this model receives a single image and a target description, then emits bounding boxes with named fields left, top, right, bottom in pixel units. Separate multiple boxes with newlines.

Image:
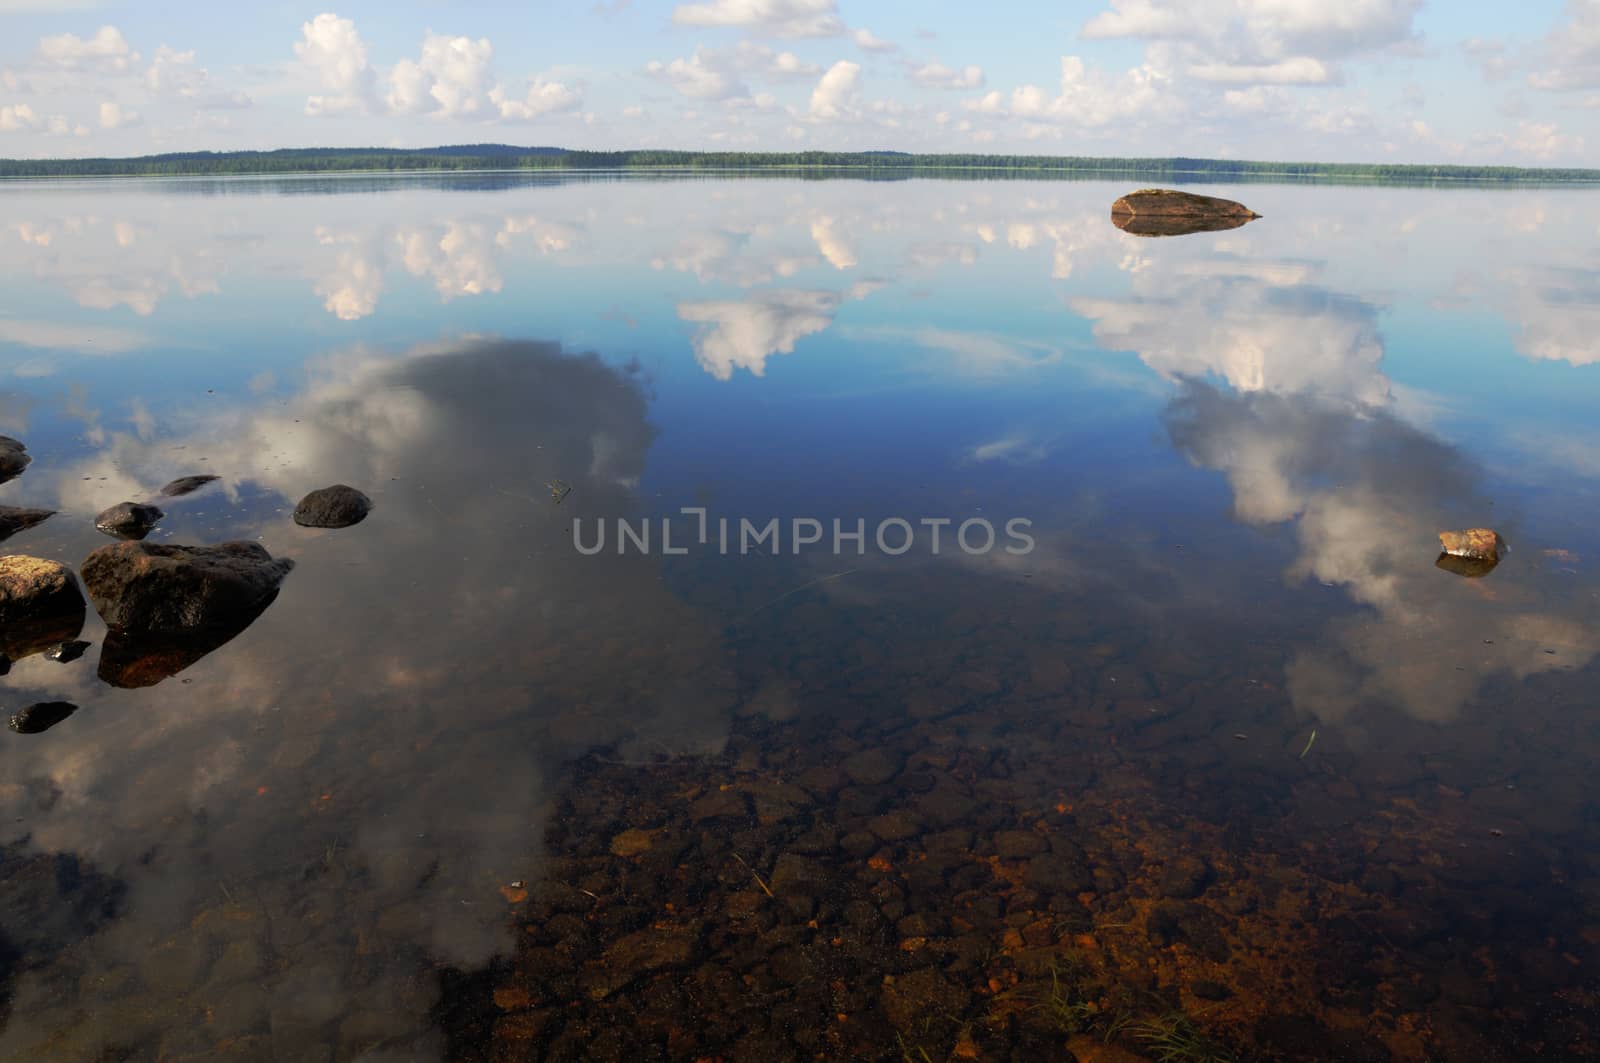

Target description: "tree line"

left=3, top=146, right=1597, bottom=183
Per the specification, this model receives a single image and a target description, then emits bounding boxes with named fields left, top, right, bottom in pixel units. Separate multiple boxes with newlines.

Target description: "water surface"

left=1, top=173, right=1598, bottom=1061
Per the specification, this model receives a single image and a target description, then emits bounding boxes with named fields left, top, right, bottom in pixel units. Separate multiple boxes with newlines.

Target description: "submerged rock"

left=0, top=436, right=30, bottom=484
left=9, top=701, right=78, bottom=735
left=79, top=541, right=293, bottom=687
left=0, top=505, right=55, bottom=544
left=94, top=502, right=165, bottom=541
left=1437, top=529, right=1504, bottom=578
left=160, top=475, right=220, bottom=497
left=0, top=556, right=87, bottom=663
left=293, top=484, right=372, bottom=528
left=46, top=640, right=91, bottom=663
left=1110, top=189, right=1261, bottom=237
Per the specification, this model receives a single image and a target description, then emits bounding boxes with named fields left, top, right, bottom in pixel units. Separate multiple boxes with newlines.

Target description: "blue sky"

left=0, top=0, right=1596, bottom=163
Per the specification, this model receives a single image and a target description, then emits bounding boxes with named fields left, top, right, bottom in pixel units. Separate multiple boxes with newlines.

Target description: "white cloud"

left=646, top=49, right=747, bottom=100
left=734, top=41, right=819, bottom=78
left=36, top=25, right=136, bottom=72
left=1082, top=0, right=1422, bottom=85
left=492, top=78, right=582, bottom=121
left=98, top=101, right=139, bottom=129
left=910, top=61, right=985, bottom=90
left=1529, top=0, right=1600, bottom=90
left=996, top=56, right=1184, bottom=129
left=808, top=59, right=862, bottom=120
left=0, top=103, right=39, bottom=132
left=672, top=0, right=843, bottom=38
left=295, top=13, right=378, bottom=115
left=853, top=28, right=897, bottom=53
left=387, top=32, right=495, bottom=117
left=1461, top=37, right=1509, bottom=82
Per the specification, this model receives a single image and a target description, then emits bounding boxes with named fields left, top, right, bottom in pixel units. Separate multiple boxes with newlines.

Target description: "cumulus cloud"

left=910, top=61, right=985, bottom=90
left=295, top=13, right=378, bottom=115
left=987, top=55, right=1184, bottom=129
left=672, top=0, right=844, bottom=38
left=97, top=100, right=140, bottom=129
left=0, top=103, right=39, bottom=132
left=36, top=25, right=137, bottom=72
left=808, top=59, right=862, bottom=120
left=646, top=49, right=748, bottom=100
left=734, top=40, right=820, bottom=78
left=297, top=15, right=579, bottom=123
left=1082, top=0, right=1422, bottom=85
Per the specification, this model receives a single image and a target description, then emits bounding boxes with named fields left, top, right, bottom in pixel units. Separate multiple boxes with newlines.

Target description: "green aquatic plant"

left=1001, top=954, right=1101, bottom=1035
left=894, top=1031, right=936, bottom=1063
left=1131, top=1012, right=1235, bottom=1063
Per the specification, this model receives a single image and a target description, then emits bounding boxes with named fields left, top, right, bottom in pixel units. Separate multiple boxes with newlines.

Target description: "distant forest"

left=3, top=145, right=1598, bottom=183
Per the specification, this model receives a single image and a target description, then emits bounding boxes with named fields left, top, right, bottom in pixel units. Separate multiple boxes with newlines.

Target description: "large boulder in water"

left=1110, top=189, right=1260, bottom=237
left=0, top=437, right=30, bottom=484
left=293, top=484, right=372, bottom=529
left=0, top=506, right=55, bottom=544
left=79, top=541, right=295, bottom=688
left=0, top=556, right=86, bottom=666
left=160, top=475, right=219, bottom=497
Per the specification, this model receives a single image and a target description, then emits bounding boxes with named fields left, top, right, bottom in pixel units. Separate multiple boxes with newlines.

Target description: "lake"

left=0, top=172, right=1597, bottom=1061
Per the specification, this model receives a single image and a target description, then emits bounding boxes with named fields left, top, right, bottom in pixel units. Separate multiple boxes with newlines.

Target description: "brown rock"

left=1438, top=528, right=1502, bottom=561
left=0, top=555, right=87, bottom=662
left=293, top=484, right=372, bottom=529
left=160, top=475, right=220, bottom=497
left=881, top=967, right=971, bottom=1029
left=1110, top=189, right=1261, bottom=237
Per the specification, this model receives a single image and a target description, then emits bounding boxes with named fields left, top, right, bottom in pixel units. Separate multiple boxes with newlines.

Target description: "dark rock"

left=1255, top=1014, right=1389, bottom=1063
left=79, top=541, right=294, bottom=687
left=0, top=506, right=54, bottom=544
left=1158, top=855, right=1216, bottom=899
left=1110, top=189, right=1260, bottom=237
left=582, top=925, right=701, bottom=1000
left=840, top=748, right=901, bottom=786
left=93, top=502, right=164, bottom=541
left=994, top=830, right=1049, bottom=859
left=160, top=475, right=220, bottom=497
left=293, top=484, right=372, bottom=529
left=0, top=556, right=87, bottom=664
left=9, top=702, right=78, bottom=734
left=45, top=640, right=90, bottom=663
left=1190, top=978, right=1232, bottom=1001
left=1024, top=852, right=1095, bottom=895
left=80, top=540, right=293, bottom=636
left=0, top=436, right=30, bottom=484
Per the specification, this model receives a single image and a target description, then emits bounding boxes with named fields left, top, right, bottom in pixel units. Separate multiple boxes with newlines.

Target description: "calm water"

left=0, top=174, right=1598, bottom=1062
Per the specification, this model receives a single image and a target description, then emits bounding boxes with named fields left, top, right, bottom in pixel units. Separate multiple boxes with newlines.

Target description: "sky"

left=0, top=0, right=1596, bottom=164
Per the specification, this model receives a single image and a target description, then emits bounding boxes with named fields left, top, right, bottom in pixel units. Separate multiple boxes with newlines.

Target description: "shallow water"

left=0, top=173, right=1598, bottom=1061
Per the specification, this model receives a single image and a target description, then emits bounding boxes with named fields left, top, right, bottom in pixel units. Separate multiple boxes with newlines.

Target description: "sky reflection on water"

left=0, top=174, right=1597, bottom=1059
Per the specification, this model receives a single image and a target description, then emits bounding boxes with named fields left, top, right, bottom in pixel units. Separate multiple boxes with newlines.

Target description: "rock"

left=81, top=540, right=293, bottom=636
left=1146, top=901, right=1231, bottom=962
left=841, top=748, right=901, bottom=786
left=609, top=829, right=655, bottom=857
left=9, top=702, right=78, bottom=734
left=0, top=436, right=30, bottom=483
left=0, top=506, right=55, bottom=544
left=94, top=502, right=165, bottom=541
left=293, top=485, right=372, bottom=529
left=1110, top=189, right=1261, bottom=237
left=994, top=830, right=1049, bottom=859
left=1437, top=528, right=1504, bottom=577
left=1158, top=855, right=1215, bottom=899
left=160, top=475, right=219, bottom=497
left=79, top=541, right=294, bottom=687
left=0, top=556, right=87, bottom=663
left=45, top=640, right=90, bottom=663
left=1024, top=852, right=1095, bottom=895
left=583, top=925, right=701, bottom=999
